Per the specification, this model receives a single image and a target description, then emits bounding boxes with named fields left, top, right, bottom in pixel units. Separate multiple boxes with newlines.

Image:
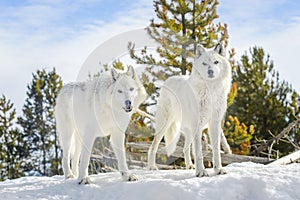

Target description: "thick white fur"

left=148, top=44, right=232, bottom=176
left=55, top=66, right=147, bottom=184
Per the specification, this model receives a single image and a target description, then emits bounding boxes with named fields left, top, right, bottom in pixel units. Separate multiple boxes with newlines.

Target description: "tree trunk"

left=181, top=13, right=187, bottom=75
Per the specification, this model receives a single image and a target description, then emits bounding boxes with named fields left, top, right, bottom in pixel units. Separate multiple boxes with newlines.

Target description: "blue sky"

left=0, top=0, right=299, bottom=114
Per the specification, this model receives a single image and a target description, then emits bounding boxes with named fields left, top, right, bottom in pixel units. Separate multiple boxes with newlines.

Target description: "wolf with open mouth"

left=55, top=66, right=147, bottom=184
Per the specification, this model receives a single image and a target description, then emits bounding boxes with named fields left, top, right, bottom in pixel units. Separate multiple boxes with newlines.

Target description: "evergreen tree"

left=228, top=47, right=300, bottom=156
left=18, top=68, right=63, bottom=176
left=129, top=0, right=228, bottom=76
left=44, top=69, right=63, bottom=175
left=224, top=115, right=254, bottom=155
left=0, top=95, right=24, bottom=181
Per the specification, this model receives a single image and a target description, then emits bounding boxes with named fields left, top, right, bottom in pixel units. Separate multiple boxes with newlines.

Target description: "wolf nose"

left=125, top=100, right=131, bottom=106
left=208, top=69, right=214, bottom=77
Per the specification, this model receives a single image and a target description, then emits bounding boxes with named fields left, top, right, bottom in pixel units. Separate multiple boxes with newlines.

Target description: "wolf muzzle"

left=123, top=100, right=132, bottom=112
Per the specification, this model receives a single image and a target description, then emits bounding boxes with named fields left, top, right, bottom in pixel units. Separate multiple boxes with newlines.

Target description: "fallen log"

left=268, top=150, right=300, bottom=166
left=127, top=142, right=273, bottom=165
left=90, top=153, right=176, bottom=170
left=90, top=141, right=274, bottom=173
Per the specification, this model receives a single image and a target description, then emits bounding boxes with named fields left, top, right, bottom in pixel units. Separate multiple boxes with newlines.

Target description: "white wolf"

left=55, top=66, right=147, bottom=184
left=148, top=44, right=232, bottom=176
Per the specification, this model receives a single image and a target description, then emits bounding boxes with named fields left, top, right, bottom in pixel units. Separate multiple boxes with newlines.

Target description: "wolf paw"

left=128, top=174, right=139, bottom=182
left=121, top=172, right=139, bottom=181
left=196, top=169, right=209, bottom=177
left=78, top=177, right=92, bottom=185
left=215, top=168, right=227, bottom=175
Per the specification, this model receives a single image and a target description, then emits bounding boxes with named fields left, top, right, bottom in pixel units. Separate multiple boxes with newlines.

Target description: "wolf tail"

left=165, top=122, right=181, bottom=156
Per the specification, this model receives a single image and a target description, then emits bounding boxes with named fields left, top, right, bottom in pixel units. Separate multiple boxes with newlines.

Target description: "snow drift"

left=0, top=162, right=299, bottom=200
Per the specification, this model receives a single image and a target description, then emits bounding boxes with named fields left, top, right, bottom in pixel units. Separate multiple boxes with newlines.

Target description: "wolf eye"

left=214, top=60, right=219, bottom=64
left=202, top=62, right=207, bottom=66
left=129, top=87, right=134, bottom=91
left=117, top=89, right=122, bottom=93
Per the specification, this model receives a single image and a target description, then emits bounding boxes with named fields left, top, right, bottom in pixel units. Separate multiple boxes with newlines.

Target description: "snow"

left=1, top=162, right=299, bottom=200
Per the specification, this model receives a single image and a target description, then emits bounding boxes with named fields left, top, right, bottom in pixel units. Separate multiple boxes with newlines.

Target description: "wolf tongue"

left=126, top=106, right=132, bottom=110
left=125, top=102, right=132, bottom=110
left=123, top=105, right=132, bottom=112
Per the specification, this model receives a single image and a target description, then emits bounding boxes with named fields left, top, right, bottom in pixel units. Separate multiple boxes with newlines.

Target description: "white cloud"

left=218, top=0, right=300, bottom=92
left=0, top=0, right=153, bottom=114
left=260, top=18, right=300, bottom=91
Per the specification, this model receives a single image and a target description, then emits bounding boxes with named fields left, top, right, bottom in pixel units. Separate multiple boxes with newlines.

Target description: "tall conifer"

left=229, top=47, right=300, bottom=156
left=18, top=68, right=62, bottom=176
left=0, top=95, right=24, bottom=181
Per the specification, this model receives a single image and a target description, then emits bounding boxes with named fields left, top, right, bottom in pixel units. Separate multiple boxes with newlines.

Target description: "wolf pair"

left=55, top=44, right=232, bottom=184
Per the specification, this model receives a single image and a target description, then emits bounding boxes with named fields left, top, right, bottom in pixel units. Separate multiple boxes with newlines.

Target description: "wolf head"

left=110, top=66, right=147, bottom=113
left=194, top=43, right=230, bottom=81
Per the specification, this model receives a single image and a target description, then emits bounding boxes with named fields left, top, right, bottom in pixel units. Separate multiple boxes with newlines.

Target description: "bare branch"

left=249, top=118, right=300, bottom=156
left=136, top=109, right=155, bottom=122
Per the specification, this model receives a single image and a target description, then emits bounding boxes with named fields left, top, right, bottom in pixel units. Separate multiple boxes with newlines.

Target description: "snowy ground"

left=1, top=162, right=299, bottom=200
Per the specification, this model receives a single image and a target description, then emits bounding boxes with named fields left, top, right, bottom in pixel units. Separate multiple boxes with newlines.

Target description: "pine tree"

left=0, top=95, right=24, bottom=181
left=129, top=0, right=228, bottom=76
left=18, top=68, right=63, bottom=176
left=228, top=47, right=300, bottom=156
left=224, top=115, right=254, bottom=155
left=45, top=69, right=63, bottom=175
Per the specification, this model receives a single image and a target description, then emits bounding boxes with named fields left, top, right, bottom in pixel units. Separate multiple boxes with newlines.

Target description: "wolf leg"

left=194, top=129, right=209, bottom=177
left=110, top=130, right=137, bottom=181
left=148, top=113, right=175, bottom=170
left=77, top=136, right=94, bottom=184
left=220, top=130, right=232, bottom=154
left=209, top=120, right=226, bottom=175
left=183, top=129, right=194, bottom=169
left=147, top=131, right=165, bottom=170
left=59, top=127, right=75, bottom=179
left=148, top=101, right=176, bottom=170
left=62, top=148, right=74, bottom=179
left=71, top=132, right=82, bottom=178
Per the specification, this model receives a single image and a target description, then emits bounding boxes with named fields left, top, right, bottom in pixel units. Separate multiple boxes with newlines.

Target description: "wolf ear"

left=111, top=67, right=120, bottom=81
left=126, top=65, right=136, bottom=79
left=214, top=43, right=225, bottom=57
left=195, top=44, right=206, bottom=58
